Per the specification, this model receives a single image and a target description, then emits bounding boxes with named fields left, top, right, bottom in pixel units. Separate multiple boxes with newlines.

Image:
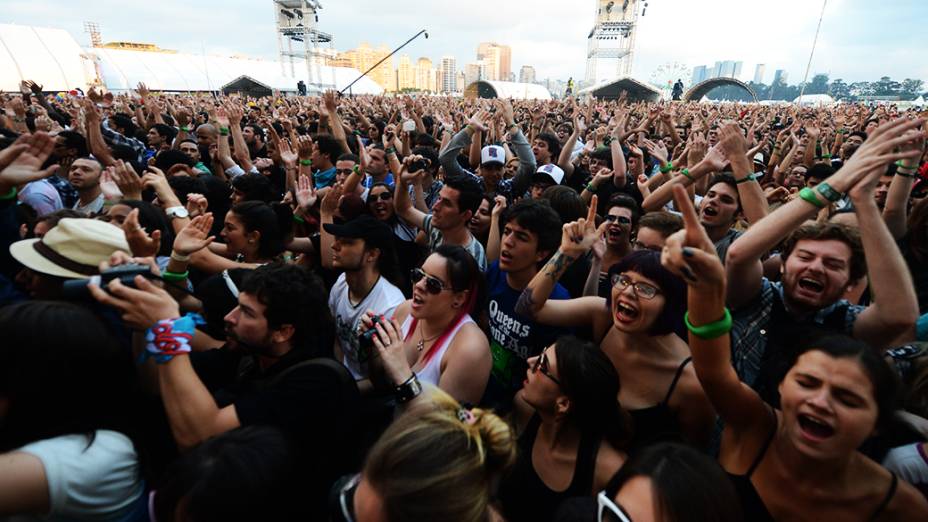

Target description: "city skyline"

left=4, top=0, right=926, bottom=87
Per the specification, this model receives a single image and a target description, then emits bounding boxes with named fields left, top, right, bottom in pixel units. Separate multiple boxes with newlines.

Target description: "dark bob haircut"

left=606, top=250, right=687, bottom=338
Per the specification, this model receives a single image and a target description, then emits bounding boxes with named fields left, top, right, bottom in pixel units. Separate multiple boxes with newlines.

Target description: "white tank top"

left=401, top=314, right=476, bottom=388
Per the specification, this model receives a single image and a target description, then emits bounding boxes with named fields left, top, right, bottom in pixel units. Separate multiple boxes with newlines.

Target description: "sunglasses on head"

left=532, top=348, right=560, bottom=385
left=369, top=192, right=393, bottom=202
left=611, top=273, right=660, bottom=300
left=410, top=267, right=449, bottom=295
left=597, top=490, right=632, bottom=522
left=605, top=215, right=632, bottom=225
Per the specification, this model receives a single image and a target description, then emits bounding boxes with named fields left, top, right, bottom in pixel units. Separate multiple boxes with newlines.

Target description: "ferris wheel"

left=649, top=61, right=689, bottom=92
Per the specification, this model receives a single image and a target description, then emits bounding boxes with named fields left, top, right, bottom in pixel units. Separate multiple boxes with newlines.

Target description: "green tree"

left=901, top=79, right=925, bottom=100
left=873, top=76, right=901, bottom=96
left=805, top=74, right=830, bottom=95
left=829, top=79, right=851, bottom=100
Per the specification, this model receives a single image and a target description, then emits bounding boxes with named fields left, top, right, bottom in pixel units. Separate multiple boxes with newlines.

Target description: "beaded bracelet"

left=685, top=308, right=732, bottom=340
left=799, top=187, right=825, bottom=209
left=141, top=314, right=202, bottom=364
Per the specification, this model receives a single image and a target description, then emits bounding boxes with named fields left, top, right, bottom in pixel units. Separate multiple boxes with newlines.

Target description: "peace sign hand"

left=660, top=185, right=725, bottom=292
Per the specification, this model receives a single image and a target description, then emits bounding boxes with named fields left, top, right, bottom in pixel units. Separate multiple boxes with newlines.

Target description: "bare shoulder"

left=453, top=321, right=490, bottom=352
left=879, top=473, right=928, bottom=521
left=593, top=441, right=627, bottom=493
left=391, top=300, right=412, bottom=323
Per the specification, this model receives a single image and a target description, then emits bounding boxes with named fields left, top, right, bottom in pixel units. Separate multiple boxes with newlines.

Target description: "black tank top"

left=727, top=407, right=899, bottom=521
left=626, top=357, right=692, bottom=450
left=499, top=414, right=602, bottom=522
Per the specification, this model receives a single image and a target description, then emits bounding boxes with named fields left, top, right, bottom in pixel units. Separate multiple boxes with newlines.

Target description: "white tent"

left=793, top=94, right=836, bottom=106
left=913, top=96, right=926, bottom=107
left=0, top=23, right=383, bottom=95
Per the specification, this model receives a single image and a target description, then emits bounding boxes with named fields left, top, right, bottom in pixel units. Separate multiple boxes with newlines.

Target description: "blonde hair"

left=363, top=387, right=516, bottom=522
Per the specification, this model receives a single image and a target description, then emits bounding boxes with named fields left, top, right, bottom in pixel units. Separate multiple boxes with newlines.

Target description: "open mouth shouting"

left=796, top=276, right=825, bottom=296
left=499, top=249, right=513, bottom=266
left=614, top=299, right=639, bottom=324
left=701, top=205, right=719, bottom=221
left=798, top=413, right=835, bottom=442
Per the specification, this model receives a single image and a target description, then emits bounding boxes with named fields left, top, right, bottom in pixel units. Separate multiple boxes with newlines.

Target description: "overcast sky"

left=5, top=0, right=926, bottom=85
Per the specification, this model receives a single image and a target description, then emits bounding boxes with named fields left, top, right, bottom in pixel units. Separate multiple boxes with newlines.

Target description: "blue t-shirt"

left=482, top=261, right=571, bottom=410
left=314, top=166, right=337, bottom=189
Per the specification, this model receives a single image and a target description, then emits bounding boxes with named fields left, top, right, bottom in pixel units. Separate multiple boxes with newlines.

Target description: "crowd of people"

left=1, top=78, right=928, bottom=521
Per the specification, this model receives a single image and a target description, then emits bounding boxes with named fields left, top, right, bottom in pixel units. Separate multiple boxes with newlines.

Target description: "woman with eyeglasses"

left=498, top=336, right=630, bottom=522
left=516, top=198, right=715, bottom=450
left=330, top=388, right=515, bottom=522
left=361, top=244, right=490, bottom=404
left=661, top=185, right=928, bottom=521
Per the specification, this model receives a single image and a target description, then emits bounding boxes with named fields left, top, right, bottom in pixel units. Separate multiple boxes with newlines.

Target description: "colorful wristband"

left=684, top=308, right=732, bottom=340
left=585, top=183, right=596, bottom=192
left=293, top=214, right=306, bottom=224
left=660, top=162, right=673, bottom=174
left=680, top=168, right=694, bottom=181
left=815, top=182, right=842, bottom=203
left=735, top=173, right=756, bottom=185
left=219, top=127, right=230, bottom=136
left=180, top=126, right=191, bottom=132
left=161, top=270, right=189, bottom=282
left=0, top=187, right=17, bottom=201
left=299, top=159, right=312, bottom=166
left=142, top=314, right=202, bottom=364
left=799, top=187, right=826, bottom=209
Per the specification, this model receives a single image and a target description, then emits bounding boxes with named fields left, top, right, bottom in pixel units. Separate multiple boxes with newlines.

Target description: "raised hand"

left=278, top=138, right=299, bottom=167
left=0, top=132, right=58, bottom=191
left=111, top=161, right=142, bottom=200
left=295, top=174, right=318, bottom=210
left=715, top=122, right=748, bottom=161
left=173, top=213, right=215, bottom=256
left=122, top=208, right=162, bottom=258
left=846, top=118, right=926, bottom=200
left=320, top=181, right=343, bottom=216
left=491, top=194, right=508, bottom=219
left=642, top=138, right=668, bottom=165
left=297, top=134, right=314, bottom=161
left=323, top=90, right=339, bottom=115
left=560, top=195, right=607, bottom=257
left=660, top=185, right=725, bottom=290
left=89, top=273, right=180, bottom=330
left=467, top=109, right=490, bottom=133
left=186, top=193, right=209, bottom=218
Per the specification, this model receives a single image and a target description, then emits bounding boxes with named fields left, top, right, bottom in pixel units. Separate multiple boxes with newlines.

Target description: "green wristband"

left=735, top=173, right=756, bottom=185
left=0, top=187, right=17, bottom=201
left=585, top=183, right=596, bottom=192
left=180, top=126, right=191, bottom=132
left=219, top=127, right=230, bottom=136
left=684, top=308, right=732, bottom=340
left=161, top=270, right=189, bottom=282
left=293, top=214, right=306, bottom=224
left=799, top=187, right=826, bottom=209
left=660, top=162, right=673, bottom=174
left=299, top=159, right=312, bottom=166
left=680, top=168, right=694, bottom=181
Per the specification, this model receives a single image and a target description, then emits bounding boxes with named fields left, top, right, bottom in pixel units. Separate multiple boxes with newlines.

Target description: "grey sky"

left=5, top=0, right=926, bottom=85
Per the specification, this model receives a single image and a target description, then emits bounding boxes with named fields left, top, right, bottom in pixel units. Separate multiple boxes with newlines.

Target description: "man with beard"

left=322, top=215, right=404, bottom=389
left=724, top=118, right=921, bottom=406
left=90, top=263, right=357, bottom=516
left=68, top=157, right=104, bottom=215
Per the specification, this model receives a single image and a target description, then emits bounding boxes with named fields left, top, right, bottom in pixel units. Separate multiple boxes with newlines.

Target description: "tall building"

left=753, top=64, right=766, bottom=84
left=455, top=71, right=466, bottom=92
left=732, top=61, right=743, bottom=80
left=464, top=61, right=487, bottom=87
left=691, top=65, right=708, bottom=85
left=396, top=55, right=415, bottom=91
left=773, top=69, right=788, bottom=84
left=585, top=0, right=642, bottom=85
left=416, top=57, right=433, bottom=92
left=477, top=42, right=512, bottom=82
left=520, top=65, right=536, bottom=84
left=441, top=56, right=457, bottom=93
left=337, top=42, right=395, bottom=91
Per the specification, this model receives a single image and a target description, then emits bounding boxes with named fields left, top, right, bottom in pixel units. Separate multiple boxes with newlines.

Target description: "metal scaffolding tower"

left=273, top=0, right=335, bottom=90
left=584, top=0, right=648, bottom=86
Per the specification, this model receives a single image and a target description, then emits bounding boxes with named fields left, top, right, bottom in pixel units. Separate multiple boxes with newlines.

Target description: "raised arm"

left=323, top=91, right=351, bottom=154
left=500, top=99, right=537, bottom=199
left=514, top=196, right=608, bottom=327
left=660, top=185, right=769, bottom=432
left=226, top=103, right=253, bottom=172
left=394, top=158, right=428, bottom=229
left=486, top=195, right=507, bottom=263
left=717, top=122, right=769, bottom=225
left=882, top=137, right=924, bottom=239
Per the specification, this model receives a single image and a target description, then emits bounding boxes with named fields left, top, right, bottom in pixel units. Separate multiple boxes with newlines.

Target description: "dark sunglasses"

left=335, top=168, right=354, bottom=175
left=605, top=215, right=632, bottom=225
left=330, top=473, right=359, bottom=522
left=598, top=490, right=632, bottom=522
left=368, top=192, right=393, bottom=202
left=410, top=267, right=449, bottom=295
left=611, top=273, right=660, bottom=300
left=532, top=348, right=560, bottom=385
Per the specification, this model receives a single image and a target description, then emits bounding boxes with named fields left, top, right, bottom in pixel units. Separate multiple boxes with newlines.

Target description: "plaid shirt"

left=730, top=278, right=864, bottom=389
left=101, top=120, right=147, bottom=164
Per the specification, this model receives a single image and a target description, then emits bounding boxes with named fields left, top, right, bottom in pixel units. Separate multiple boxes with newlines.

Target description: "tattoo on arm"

left=544, top=251, right=576, bottom=280
left=515, top=288, right=538, bottom=319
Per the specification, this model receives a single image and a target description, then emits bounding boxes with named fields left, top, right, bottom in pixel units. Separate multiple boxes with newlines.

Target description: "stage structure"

left=273, top=0, right=335, bottom=91
left=585, top=0, right=649, bottom=86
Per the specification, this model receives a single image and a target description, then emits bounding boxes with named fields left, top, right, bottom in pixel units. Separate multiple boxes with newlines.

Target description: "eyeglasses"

left=332, top=473, right=360, bottom=522
left=605, top=215, right=632, bottom=225
left=532, top=348, right=561, bottom=385
left=611, top=273, right=660, bottom=300
left=368, top=192, right=393, bottom=202
left=597, top=490, right=632, bottom=522
left=410, top=267, right=450, bottom=295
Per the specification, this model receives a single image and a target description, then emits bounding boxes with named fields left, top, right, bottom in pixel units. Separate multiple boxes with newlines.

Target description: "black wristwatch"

left=394, top=373, right=422, bottom=403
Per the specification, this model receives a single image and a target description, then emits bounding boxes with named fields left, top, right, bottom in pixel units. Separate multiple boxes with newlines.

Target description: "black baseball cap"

left=323, top=214, right=394, bottom=250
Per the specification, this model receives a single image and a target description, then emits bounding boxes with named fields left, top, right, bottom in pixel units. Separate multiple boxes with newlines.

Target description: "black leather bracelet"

left=394, top=373, right=422, bottom=403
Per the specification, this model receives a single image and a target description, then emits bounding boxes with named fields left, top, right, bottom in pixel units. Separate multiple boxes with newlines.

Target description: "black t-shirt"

left=190, top=347, right=361, bottom=516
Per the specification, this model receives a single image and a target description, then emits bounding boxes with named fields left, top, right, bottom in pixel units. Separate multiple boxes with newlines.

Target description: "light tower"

left=584, top=0, right=648, bottom=86
left=273, top=0, right=335, bottom=90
